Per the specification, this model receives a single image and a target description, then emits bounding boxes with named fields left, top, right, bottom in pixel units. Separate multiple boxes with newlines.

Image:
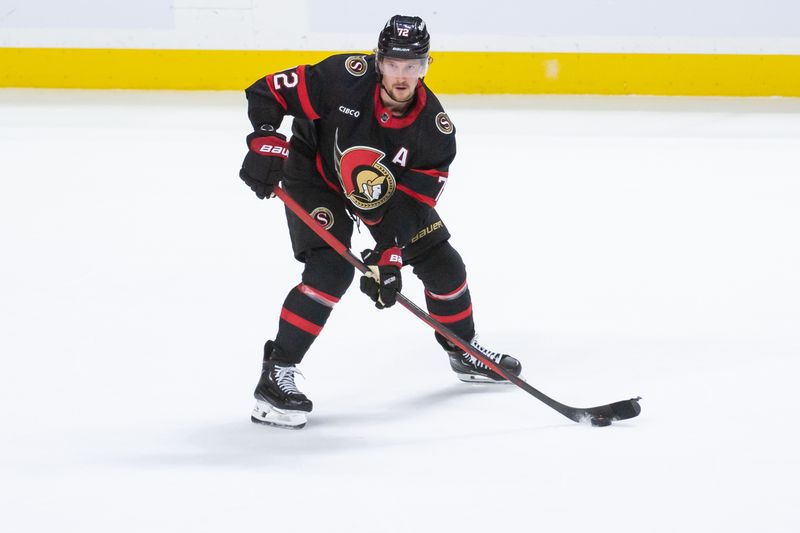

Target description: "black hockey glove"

left=359, top=247, right=403, bottom=309
left=239, top=125, right=288, bottom=199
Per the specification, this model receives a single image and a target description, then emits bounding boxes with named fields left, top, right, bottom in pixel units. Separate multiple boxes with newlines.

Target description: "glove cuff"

left=248, top=134, right=289, bottom=159
left=377, top=246, right=403, bottom=268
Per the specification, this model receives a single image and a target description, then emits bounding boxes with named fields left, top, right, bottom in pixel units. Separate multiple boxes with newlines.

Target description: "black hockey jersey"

left=245, top=54, right=456, bottom=247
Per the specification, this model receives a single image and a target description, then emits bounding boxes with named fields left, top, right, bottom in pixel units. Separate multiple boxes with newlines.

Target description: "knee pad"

left=301, top=247, right=355, bottom=298
left=410, top=240, right=467, bottom=294
left=412, top=241, right=475, bottom=344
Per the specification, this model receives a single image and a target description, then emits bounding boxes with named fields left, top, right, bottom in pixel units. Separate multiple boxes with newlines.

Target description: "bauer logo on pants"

left=410, top=220, right=444, bottom=244
left=310, top=207, right=334, bottom=230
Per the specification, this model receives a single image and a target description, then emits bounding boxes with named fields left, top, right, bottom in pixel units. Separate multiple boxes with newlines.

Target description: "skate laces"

left=465, top=339, right=504, bottom=369
left=272, top=364, right=305, bottom=394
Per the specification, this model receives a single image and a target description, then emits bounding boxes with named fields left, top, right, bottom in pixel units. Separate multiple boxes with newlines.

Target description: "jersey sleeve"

left=245, top=56, right=343, bottom=130
left=396, top=132, right=456, bottom=208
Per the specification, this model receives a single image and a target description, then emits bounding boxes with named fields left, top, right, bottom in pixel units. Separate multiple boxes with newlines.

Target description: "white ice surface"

left=1, top=90, right=799, bottom=532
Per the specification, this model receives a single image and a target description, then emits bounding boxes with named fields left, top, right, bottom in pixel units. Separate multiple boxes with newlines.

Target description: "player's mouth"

left=382, top=82, right=415, bottom=104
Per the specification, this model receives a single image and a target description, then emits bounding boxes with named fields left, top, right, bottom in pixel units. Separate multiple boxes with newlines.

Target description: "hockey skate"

left=251, top=341, right=312, bottom=429
left=446, top=337, right=522, bottom=384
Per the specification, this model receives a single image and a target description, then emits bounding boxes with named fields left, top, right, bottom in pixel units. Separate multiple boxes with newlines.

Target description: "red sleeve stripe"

left=265, top=74, right=288, bottom=111
left=280, top=308, right=323, bottom=336
left=430, top=305, right=473, bottom=324
left=397, top=184, right=437, bottom=207
left=412, top=168, right=449, bottom=179
left=425, top=280, right=468, bottom=301
left=298, top=283, right=340, bottom=308
left=296, top=65, right=320, bottom=120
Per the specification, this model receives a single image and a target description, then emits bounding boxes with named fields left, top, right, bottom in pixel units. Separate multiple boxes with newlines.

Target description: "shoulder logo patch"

left=345, top=56, right=368, bottom=77
left=435, top=112, right=454, bottom=134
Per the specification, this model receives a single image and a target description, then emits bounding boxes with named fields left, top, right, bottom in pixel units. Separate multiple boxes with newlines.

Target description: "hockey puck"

left=590, top=416, right=612, bottom=427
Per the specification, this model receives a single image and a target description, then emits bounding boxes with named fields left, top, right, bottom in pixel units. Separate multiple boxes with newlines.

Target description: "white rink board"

left=1, top=0, right=800, bottom=53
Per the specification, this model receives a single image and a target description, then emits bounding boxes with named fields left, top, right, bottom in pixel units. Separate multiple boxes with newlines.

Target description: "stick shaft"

left=272, top=186, right=641, bottom=423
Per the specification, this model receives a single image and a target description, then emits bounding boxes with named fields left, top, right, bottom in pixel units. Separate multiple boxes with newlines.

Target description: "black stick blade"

left=608, top=396, right=642, bottom=420
left=582, top=397, right=642, bottom=423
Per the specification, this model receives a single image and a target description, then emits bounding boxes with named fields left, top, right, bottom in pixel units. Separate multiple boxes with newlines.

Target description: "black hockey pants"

left=269, top=240, right=475, bottom=364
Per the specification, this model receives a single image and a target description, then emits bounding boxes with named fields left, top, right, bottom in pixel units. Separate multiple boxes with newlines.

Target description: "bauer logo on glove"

left=239, top=124, right=289, bottom=199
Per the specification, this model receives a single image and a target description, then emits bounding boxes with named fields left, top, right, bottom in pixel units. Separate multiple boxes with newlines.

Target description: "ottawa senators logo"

left=310, top=207, right=334, bottom=230
left=435, top=112, right=454, bottom=134
left=345, top=56, right=368, bottom=77
left=334, top=129, right=396, bottom=210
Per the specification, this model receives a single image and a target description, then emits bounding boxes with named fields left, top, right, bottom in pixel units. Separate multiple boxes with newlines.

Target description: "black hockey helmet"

left=377, top=15, right=430, bottom=60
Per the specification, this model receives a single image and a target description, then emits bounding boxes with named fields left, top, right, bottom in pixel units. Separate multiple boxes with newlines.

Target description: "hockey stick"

left=274, top=186, right=641, bottom=426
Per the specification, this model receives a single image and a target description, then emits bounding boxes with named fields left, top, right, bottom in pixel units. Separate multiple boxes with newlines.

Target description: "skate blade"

left=251, top=400, right=307, bottom=429
left=455, top=372, right=516, bottom=384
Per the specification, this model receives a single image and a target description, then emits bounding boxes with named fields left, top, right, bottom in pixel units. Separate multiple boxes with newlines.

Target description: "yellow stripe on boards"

left=0, top=48, right=335, bottom=90
left=430, top=52, right=800, bottom=96
left=2, top=48, right=800, bottom=96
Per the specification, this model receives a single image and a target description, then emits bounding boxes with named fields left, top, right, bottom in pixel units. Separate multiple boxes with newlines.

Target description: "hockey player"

left=240, top=15, right=522, bottom=429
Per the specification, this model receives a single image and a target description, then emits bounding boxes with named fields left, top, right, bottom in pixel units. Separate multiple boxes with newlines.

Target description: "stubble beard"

left=381, top=82, right=415, bottom=105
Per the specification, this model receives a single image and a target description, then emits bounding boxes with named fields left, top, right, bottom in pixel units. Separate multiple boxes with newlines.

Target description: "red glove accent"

left=378, top=247, right=403, bottom=268
left=240, top=128, right=288, bottom=199
left=248, top=135, right=289, bottom=159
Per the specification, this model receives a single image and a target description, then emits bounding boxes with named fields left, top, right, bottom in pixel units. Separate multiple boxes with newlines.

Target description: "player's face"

left=378, top=57, right=428, bottom=102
